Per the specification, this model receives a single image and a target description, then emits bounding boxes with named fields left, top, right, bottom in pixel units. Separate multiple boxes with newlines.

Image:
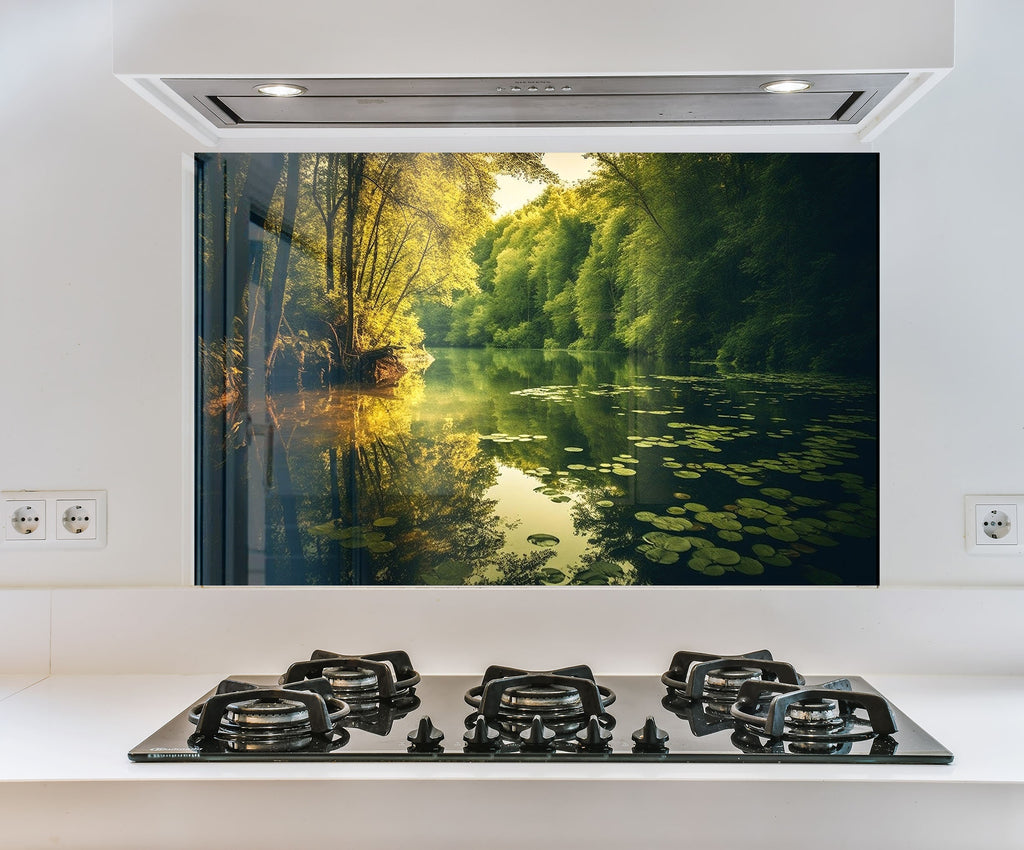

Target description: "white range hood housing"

left=113, top=0, right=953, bottom=147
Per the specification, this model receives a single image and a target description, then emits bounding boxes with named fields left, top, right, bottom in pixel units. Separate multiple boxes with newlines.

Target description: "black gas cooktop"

left=128, top=649, right=953, bottom=764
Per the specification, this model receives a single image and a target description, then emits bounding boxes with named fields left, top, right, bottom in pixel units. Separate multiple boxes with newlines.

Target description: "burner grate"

left=187, top=677, right=350, bottom=752
left=730, top=677, right=898, bottom=743
left=661, top=649, right=804, bottom=703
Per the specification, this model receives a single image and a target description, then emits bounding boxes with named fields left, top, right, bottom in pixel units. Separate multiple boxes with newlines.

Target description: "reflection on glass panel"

left=196, top=153, right=879, bottom=586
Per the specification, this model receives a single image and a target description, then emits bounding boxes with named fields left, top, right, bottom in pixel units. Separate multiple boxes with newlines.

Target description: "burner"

left=465, top=665, right=616, bottom=742
left=187, top=677, right=350, bottom=753
left=785, top=697, right=846, bottom=734
left=730, top=677, right=898, bottom=744
left=661, top=649, right=804, bottom=704
left=281, top=650, right=421, bottom=705
left=501, top=682, right=585, bottom=717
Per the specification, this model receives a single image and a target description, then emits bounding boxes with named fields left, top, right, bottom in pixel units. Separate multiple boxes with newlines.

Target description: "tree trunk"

left=325, top=216, right=336, bottom=293
left=342, top=153, right=366, bottom=357
left=265, top=153, right=301, bottom=382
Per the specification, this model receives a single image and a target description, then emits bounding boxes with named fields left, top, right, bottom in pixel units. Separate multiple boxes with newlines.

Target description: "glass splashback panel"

left=196, top=152, right=878, bottom=586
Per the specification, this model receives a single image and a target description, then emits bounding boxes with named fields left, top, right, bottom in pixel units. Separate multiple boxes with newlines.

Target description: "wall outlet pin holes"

left=981, top=507, right=1012, bottom=540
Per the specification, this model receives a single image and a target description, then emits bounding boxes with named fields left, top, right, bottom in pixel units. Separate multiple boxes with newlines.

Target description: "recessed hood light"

left=255, top=83, right=307, bottom=97
left=760, top=80, right=813, bottom=93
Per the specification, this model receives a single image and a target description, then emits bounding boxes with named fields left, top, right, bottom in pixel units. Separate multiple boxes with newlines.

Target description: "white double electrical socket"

left=2, top=490, right=107, bottom=549
left=965, top=495, right=1023, bottom=556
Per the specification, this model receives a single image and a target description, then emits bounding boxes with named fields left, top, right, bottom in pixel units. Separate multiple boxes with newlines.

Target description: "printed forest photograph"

left=196, top=151, right=878, bottom=587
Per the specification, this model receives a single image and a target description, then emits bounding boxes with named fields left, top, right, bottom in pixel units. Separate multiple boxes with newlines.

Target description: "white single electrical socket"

left=56, top=499, right=98, bottom=540
left=0, top=490, right=106, bottom=549
left=965, top=495, right=1023, bottom=556
left=4, top=499, right=46, bottom=541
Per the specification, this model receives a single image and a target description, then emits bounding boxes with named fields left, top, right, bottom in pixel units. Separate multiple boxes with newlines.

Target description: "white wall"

left=0, top=0, right=1021, bottom=589
left=873, top=0, right=1024, bottom=584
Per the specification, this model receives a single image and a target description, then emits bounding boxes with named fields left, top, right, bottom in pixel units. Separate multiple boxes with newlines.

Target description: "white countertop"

left=0, top=675, right=46, bottom=703
left=1, top=673, right=1022, bottom=849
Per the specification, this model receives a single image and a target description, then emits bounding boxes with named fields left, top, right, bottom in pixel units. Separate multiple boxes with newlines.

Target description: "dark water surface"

left=259, top=348, right=877, bottom=586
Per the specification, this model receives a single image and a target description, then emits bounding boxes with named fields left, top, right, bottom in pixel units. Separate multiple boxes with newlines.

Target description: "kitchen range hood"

left=113, top=0, right=953, bottom=144
left=162, top=74, right=908, bottom=131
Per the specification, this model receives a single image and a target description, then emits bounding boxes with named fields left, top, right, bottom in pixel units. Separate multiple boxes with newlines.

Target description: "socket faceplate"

left=965, top=495, right=1023, bottom=555
left=0, top=491, right=106, bottom=549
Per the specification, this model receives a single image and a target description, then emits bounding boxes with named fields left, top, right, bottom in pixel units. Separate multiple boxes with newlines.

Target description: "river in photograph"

left=264, top=347, right=877, bottom=586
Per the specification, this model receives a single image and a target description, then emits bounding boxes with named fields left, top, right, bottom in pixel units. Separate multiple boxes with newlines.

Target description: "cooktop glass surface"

left=129, top=674, right=952, bottom=764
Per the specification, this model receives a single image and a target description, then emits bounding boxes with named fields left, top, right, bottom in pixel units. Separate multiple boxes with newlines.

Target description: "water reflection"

left=231, top=348, right=877, bottom=586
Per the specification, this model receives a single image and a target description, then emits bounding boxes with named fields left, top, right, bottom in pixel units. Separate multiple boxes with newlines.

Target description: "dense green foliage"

left=425, top=153, right=877, bottom=376
left=200, top=152, right=555, bottom=392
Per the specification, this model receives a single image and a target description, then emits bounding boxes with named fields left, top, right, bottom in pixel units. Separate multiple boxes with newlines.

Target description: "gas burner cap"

left=224, top=697, right=310, bottom=729
left=500, top=683, right=584, bottom=715
left=785, top=698, right=844, bottom=733
left=704, top=666, right=764, bottom=694
left=323, top=665, right=380, bottom=693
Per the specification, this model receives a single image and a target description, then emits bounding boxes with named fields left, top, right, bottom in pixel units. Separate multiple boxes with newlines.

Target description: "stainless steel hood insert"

left=164, top=74, right=906, bottom=129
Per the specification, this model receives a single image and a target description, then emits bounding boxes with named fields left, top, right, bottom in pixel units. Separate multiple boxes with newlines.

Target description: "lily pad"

left=661, top=535, right=692, bottom=552
left=634, top=511, right=658, bottom=522
left=791, top=495, right=827, bottom=507
left=564, top=446, right=584, bottom=453
left=706, top=547, right=741, bottom=566
left=752, top=543, right=776, bottom=558
left=527, top=533, right=560, bottom=547
left=766, top=526, right=799, bottom=543
left=372, top=517, right=398, bottom=527
left=652, top=516, right=691, bottom=532
left=309, top=521, right=363, bottom=541
left=538, top=567, right=566, bottom=584
left=644, top=547, right=680, bottom=565
left=367, top=541, right=396, bottom=554
left=596, top=500, right=615, bottom=508
left=717, top=530, right=743, bottom=542
left=702, top=564, right=726, bottom=577
left=612, top=467, right=637, bottom=477
left=590, top=561, right=625, bottom=577
left=735, top=557, right=765, bottom=576
left=423, top=559, right=474, bottom=585
left=736, top=498, right=771, bottom=510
